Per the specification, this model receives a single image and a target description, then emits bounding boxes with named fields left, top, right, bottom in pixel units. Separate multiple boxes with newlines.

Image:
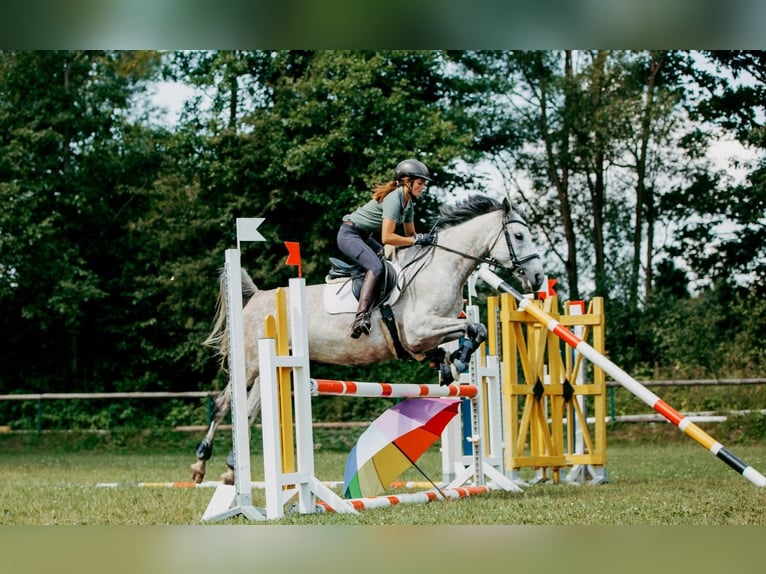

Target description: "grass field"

left=2, top=427, right=765, bottom=526
left=3, top=428, right=766, bottom=574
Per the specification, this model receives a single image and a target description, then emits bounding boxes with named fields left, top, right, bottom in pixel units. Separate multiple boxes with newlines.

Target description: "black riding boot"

left=350, top=270, right=378, bottom=339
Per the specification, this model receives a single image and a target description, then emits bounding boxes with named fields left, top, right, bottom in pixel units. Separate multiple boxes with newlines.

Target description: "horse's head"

left=489, top=198, right=544, bottom=292
left=432, top=194, right=544, bottom=293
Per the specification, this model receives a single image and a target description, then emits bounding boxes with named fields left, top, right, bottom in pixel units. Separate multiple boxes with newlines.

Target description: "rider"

left=337, top=158, right=436, bottom=339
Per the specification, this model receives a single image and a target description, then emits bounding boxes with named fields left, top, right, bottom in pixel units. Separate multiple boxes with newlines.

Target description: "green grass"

left=2, top=428, right=766, bottom=525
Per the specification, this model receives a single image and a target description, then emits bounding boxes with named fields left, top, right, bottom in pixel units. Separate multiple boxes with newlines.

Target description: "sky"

left=151, top=80, right=197, bottom=126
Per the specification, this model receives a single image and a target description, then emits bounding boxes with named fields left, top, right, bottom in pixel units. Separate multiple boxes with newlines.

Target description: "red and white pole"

left=310, top=379, right=478, bottom=398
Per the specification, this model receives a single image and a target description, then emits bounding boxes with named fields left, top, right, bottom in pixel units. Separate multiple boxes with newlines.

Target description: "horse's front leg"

left=444, top=321, right=488, bottom=382
left=405, top=316, right=488, bottom=386
left=438, top=321, right=488, bottom=385
left=190, top=383, right=232, bottom=483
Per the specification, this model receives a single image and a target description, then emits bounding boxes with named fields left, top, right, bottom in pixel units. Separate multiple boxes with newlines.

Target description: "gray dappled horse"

left=191, top=194, right=544, bottom=483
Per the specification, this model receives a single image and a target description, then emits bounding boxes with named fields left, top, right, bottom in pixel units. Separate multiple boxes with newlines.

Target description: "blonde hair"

left=372, top=177, right=414, bottom=202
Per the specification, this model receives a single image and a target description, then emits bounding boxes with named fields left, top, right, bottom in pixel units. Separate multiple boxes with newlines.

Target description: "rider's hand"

left=413, top=233, right=435, bottom=246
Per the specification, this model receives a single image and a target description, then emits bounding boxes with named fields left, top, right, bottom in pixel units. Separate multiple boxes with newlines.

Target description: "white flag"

left=236, top=218, right=266, bottom=246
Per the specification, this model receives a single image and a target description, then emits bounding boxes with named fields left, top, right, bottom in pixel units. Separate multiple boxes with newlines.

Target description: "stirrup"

left=350, top=312, right=371, bottom=339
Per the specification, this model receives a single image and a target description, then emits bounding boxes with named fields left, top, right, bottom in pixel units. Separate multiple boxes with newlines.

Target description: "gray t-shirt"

left=344, top=188, right=413, bottom=233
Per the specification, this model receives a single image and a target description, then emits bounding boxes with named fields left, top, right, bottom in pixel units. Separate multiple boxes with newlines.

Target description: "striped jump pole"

left=97, top=480, right=344, bottom=489
left=315, top=485, right=489, bottom=513
left=478, top=265, right=766, bottom=488
left=310, top=379, right=478, bottom=398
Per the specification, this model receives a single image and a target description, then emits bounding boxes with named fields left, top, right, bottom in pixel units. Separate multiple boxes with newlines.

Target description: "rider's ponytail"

left=371, top=180, right=399, bottom=202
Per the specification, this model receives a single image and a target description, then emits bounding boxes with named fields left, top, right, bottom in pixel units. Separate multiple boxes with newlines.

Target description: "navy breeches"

left=337, top=222, right=385, bottom=278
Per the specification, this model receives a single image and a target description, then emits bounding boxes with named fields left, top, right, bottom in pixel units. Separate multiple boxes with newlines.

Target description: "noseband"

left=500, top=211, right=541, bottom=277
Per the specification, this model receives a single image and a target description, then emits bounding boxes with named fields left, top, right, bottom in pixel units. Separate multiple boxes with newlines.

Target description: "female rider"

left=337, top=158, right=435, bottom=338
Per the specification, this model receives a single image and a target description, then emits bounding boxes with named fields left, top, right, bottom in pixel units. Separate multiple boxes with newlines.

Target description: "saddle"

left=325, top=256, right=411, bottom=360
left=326, top=256, right=398, bottom=307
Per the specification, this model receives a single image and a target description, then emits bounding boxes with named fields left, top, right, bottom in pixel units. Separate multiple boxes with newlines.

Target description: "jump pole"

left=316, top=485, right=490, bottom=512
left=477, top=264, right=766, bottom=488
left=310, top=379, right=478, bottom=398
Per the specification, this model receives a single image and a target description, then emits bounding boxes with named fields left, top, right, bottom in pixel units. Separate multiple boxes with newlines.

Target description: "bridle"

left=427, top=206, right=541, bottom=278
left=499, top=209, right=542, bottom=276
left=394, top=204, right=540, bottom=295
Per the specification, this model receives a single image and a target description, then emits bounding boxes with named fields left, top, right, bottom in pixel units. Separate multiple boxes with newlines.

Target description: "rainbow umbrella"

left=343, top=397, right=461, bottom=498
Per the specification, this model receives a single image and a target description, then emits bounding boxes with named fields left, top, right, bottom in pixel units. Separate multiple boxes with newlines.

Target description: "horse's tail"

left=203, top=267, right=258, bottom=369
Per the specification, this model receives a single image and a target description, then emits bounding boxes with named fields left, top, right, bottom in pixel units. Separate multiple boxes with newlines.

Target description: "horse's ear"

left=502, top=197, right=511, bottom=213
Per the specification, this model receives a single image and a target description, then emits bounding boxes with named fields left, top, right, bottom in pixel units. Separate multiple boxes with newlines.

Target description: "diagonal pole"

left=478, top=265, right=766, bottom=488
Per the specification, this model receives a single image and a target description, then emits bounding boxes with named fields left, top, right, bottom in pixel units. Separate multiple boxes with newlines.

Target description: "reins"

left=431, top=209, right=541, bottom=276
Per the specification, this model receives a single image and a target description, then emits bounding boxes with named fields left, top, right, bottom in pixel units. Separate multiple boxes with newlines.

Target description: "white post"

left=259, top=276, right=356, bottom=517
left=439, top=339, right=465, bottom=483
left=289, top=277, right=316, bottom=514
left=202, top=248, right=265, bottom=521
left=202, top=219, right=266, bottom=522
left=443, top=304, right=522, bottom=493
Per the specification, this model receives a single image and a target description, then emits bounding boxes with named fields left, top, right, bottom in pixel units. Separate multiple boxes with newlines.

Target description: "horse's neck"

left=437, top=210, right=501, bottom=278
left=392, top=210, right=501, bottom=285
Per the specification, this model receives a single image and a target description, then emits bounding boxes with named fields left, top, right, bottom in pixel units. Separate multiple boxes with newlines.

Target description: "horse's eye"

left=514, top=233, right=524, bottom=241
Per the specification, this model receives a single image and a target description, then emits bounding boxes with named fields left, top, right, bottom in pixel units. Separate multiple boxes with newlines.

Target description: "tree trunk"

left=631, top=51, right=665, bottom=305
left=542, top=50, right=579, bottom=299
left=644, top=186, right=656, bottom=296
left=589, top=51, right=608, bottom=297
left=228, top=74, right=238, bottom=131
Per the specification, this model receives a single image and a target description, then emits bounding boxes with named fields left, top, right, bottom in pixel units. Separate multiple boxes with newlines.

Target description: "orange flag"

left=537, top=278, right=557, bottom=300
left=284, top=241, right=302, bottom=277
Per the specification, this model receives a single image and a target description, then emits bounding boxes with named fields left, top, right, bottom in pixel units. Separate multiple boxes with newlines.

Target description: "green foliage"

left=604, top=253, right=765, bottom=380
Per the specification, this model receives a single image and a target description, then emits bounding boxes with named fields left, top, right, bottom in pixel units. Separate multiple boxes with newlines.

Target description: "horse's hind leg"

left=190, top=383, right=232, bottom=483
left=220, top=377, right=262, bottom=485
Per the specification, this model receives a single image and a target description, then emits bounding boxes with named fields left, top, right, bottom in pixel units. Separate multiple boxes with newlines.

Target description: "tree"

left=122, top=50, right=485, bottom=395
left=667, top=50, right=766, bottom=295
left=451, top=51, right=582, bottom=298
left=0, top=50, right=164, bottom=393
left=459, top=51, right=711, bottom=306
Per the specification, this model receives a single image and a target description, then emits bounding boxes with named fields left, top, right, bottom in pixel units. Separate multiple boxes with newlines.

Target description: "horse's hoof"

left=190, top=461, right=206, bottom=484
left=195, top=439, right=213, bottom=461
left=221, top=468, right=235, bottom=485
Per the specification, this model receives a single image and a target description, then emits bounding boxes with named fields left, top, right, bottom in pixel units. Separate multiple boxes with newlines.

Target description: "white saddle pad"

left=323, top=266, right=402, bottom=315
left=323, top=280, right=360, bottom=314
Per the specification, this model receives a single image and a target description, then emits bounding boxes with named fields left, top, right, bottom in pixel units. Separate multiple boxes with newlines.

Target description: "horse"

left=190, top=194, right=544, bottom=483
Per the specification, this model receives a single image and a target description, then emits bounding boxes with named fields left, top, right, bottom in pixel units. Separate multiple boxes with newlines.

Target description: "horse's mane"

left=435, top=194, right=504, bottom=229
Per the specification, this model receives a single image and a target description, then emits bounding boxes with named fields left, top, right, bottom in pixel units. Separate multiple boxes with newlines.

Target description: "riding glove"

left=413, top=233, right=435, bottom=246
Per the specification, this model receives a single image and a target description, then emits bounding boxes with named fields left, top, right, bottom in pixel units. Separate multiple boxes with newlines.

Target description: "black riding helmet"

left=394, top=158, right=432, bottom=183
